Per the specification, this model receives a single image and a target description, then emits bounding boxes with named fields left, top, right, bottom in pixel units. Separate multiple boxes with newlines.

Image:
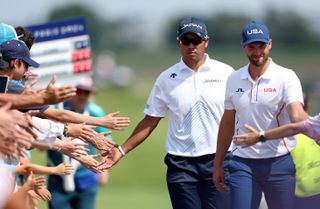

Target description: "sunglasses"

left=179, top=36, right=204, bottom=46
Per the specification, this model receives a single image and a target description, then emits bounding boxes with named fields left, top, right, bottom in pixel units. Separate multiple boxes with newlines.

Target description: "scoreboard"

left=26, top=17, right=92, bottom=88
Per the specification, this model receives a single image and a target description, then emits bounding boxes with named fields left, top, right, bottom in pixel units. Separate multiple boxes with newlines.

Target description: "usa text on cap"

left=242, top=21, right=270, bottom=46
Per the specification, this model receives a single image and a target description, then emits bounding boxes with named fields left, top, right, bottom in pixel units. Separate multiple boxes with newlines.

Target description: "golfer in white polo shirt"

left=101, top=17, right=234, bottom=209
left=213, top=21, right=308, bottom=209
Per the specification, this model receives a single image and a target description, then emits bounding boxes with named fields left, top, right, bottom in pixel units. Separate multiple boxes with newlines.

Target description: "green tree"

left=47, top=4, right=147, bottom=52
left=204, top=14, right=250, bottom=49
left=264, top=10, right=319, bottom=48
left=165, top=11, right=319, bottom=50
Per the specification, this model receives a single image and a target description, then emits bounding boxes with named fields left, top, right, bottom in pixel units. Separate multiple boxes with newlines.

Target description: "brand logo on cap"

left=247, top=29, right=264, bottom=35
left=181, top=23, right=203, bottom=30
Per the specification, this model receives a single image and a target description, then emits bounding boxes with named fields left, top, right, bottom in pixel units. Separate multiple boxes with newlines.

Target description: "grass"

left=32, top=48, right=319, bottom=208
left=94, top=83, right=172, bottom=209
left=33, top=82, right=171, bottom=209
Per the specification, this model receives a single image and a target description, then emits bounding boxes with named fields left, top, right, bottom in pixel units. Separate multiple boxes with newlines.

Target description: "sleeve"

left=144, top=77, right=168, bottom=117
left=224, top=74, right=235, bottom=110
left=38, top=105, right=50, bottom=113
left=19, top=105, right=50, bottom=113
left=32, top=116, right=64, bottom=146
left=303, top=114, right=320, bottom=143
left=283, top=70, right=304, bottom=106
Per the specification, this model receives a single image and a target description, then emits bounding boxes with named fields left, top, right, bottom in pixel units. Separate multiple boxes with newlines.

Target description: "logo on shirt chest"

left=263, top=88, right=277, bottom=93
left=170, top=73, right=177, bottom=78
left=234, top=87, right=277, bottom=93
left=235, top=88, right=244, bottom=92
left=203, top=79, right=221, bottom=83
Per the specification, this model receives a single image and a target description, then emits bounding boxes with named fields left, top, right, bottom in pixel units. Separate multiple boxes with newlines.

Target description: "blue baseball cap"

left=0, top=39, right=39, bottom=68
left=0, top=23, right=18, bottom=44
left=177, top=17, right=208, bottom=39
left=242, top=21, right=270, bottom=46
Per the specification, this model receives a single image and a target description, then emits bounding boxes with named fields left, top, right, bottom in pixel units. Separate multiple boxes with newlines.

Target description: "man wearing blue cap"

left=102, top=17, right=234, bottom=209
left=213, top=22, right=308, bottom=209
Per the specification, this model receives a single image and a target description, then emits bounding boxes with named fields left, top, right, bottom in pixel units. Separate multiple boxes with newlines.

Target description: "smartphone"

left=0, top=75, right=9, bottom=93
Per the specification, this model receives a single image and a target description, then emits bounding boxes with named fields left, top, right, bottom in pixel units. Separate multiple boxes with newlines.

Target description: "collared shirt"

left=225, top=59, right=303, bottom=158
left=144, top=54, right=234, bottom=157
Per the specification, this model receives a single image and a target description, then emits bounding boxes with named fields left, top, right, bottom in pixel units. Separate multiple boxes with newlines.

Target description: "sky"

left=3, top=0, right=320, bottom=26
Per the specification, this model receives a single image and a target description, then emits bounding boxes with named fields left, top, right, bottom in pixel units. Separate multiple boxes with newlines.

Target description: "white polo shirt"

left=144, top=54, right=234, bottom=157
left=225, top=59, right=303, bottom=159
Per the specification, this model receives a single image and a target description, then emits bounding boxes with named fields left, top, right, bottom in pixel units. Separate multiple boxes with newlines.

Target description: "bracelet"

left=118, top=146, right=126, bottom=156
left=63, top=123, right=69, bottom=137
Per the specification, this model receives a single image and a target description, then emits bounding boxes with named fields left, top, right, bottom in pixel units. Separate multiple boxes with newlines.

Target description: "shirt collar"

left=240, top=58, right=275, bottom=80
left=178, top=53, right=211, bottom=73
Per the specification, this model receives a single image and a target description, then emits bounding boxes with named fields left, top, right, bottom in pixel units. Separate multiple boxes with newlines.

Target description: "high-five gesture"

left=98, top=146, right=123, bottom=171
left=40, top=75, right=76, bottom=104
left=101, top=111, right=130, bottom=130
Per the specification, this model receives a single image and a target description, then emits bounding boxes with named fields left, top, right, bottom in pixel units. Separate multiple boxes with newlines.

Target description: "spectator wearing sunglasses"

left=101, top=17, right=234, bottom=209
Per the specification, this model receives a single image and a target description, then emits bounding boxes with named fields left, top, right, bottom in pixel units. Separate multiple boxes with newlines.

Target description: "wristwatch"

left=63, top=123, right=69, bottom=137
left=258, top=131, right=267, bottom=142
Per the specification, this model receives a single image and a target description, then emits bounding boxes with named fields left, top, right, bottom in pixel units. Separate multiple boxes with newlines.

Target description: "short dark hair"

left=14, top=26, right=35, bottom=50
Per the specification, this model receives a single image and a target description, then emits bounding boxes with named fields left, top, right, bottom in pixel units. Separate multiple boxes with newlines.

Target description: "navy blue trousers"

left=228, top=154, right=296, bottom=209
left=165, top=153, right=230, bottom=209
